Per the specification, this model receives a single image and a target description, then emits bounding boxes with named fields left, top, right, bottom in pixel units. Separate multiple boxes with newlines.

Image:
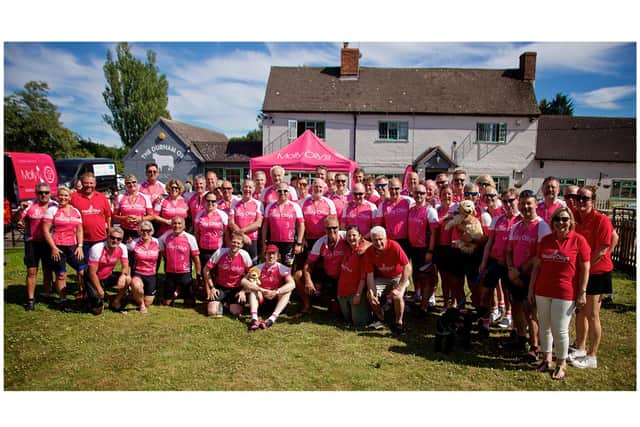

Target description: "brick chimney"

left=340, top=42, right=360, bottom=78
left=519, top=52, right=537, bottom=81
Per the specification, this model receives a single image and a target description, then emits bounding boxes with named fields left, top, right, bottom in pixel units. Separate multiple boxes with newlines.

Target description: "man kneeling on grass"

left=364, top=226, right=412, bottom=335
left=203, top=231, right=253, bottom=317
left=85, top=226, right=130, bottom=315
left=241, top=244, right=295, bottom=330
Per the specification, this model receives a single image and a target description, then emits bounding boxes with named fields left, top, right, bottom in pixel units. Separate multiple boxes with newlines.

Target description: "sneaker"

left=367, top=320, right=385, bottom=330
left=428, top=294, right=436, bottom=306
left=497, top=316, right=512, bottom=329
left=571, top=355, right=597, bottom=369
left=391, top=323, right=406, bottom=336
left=25, top=300, right=35, bottom=311
left=248, top=319, right=261, bottom=331
left=568, top=349, right=587, bottom=361
left=490, top=310, right=501, bottom=323
left=260, top=319, right=274, bottom=329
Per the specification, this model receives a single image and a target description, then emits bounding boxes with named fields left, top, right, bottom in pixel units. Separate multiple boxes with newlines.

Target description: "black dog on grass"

left=434, top=307, right=484, bottom=353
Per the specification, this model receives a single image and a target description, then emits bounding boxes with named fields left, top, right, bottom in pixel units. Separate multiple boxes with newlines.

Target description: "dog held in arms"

left=444, top=200, right=483, bottom=254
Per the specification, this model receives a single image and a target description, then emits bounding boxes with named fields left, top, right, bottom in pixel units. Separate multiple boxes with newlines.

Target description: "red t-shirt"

left=338, top=241, right=367, bottom=296
left=534, top=231, right=591, bottom=301
left=575, top=210, right=614, bottom=274
left=70, top=191, right=112, bottom=242
left=363, top=239, right=409, bottom=278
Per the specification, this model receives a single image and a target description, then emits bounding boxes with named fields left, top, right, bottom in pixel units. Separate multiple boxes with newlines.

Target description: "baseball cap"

left=265, top=244, right=279, bottom=254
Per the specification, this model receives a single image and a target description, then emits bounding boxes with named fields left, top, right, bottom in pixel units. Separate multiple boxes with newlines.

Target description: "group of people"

left=17, top=162, right=616, bottom=379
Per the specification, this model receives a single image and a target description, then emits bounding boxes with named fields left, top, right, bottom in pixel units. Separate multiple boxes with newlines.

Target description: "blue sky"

left=2, top=3, right=638, bottom=149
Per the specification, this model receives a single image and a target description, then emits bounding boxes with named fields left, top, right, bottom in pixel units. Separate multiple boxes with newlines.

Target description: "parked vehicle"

left=4, top=152, right=58, bottom=206
left=55, top=158, right=118, bottom=195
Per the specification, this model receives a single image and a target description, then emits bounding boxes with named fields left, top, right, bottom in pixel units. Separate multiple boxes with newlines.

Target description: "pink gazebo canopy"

left=250, top=130, right=358, bottom=177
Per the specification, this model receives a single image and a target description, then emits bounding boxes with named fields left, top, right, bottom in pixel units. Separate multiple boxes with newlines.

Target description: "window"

left=469, top=175, right=509, bottom=193
left=559, top=178, right=586, bottom=196
left=378, top=121, right=409, bottom=141
left=611, top=180, right=636, bottom=200
left=476, top=123, right=507, bottom=144
left=207, top=167, right=249, bottom=193
left=296, top=121, right=325, bottom=139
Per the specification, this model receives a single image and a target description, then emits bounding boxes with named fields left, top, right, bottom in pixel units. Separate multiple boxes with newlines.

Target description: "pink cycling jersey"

left=21, top=200, right=58, bottom=242
left=341, top=200, right=378, bottom=236
left=206, top=248, right=252, bottom=288
left=307, top=231, right=349, bottom=279
left=217, top=196, right=239, bottom=215
left=509, top=217, right=551, bottom=268
left=408, top=204, right=439, bottom=248
left=229, top=198, right=264, bottom=241
left=375, top=196, right=415, bottom=240
left=329, top=193, right=349, bottom=218
left=158, top=230, right=199, bottom=273
left=154, top=196, right=189, bottom=236
left=300, top=196, right=337, bottom=240
left=43, top=205, right=83, bottom=246
left=187, top=192, right=207, bottom=223
left=88, top=242, right=128, bottom=280
left=488, top=213, right=522, bottom=261
left=139, top=181, right=167, bottom=205
left=261, top=185, right=298, bottom=206
left=264, top=200, right=304, bottom=243
left=114, top=192, right=153, bottom=230
left=255, top=262, right=291, bottom=291
left=536, top=199, right=567, bottom=224
left=126, top=237, right=161, bottom=276
left=194, top=209, right=228, bottom=250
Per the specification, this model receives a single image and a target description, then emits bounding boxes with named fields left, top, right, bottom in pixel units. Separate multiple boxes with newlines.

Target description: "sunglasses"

left=478, top=182, right=491, bottom=187
left=577, top=195, right=593, bottom=203
left=298, top=182, right=308, bottom=186
left=125, top=181, right=137, bottom=185
left=170, top=186, right=180, bottom=190
left=140, top=229, right=153, bottom=233
left=109, top=236, right=123, bottom=241
left=353, top=192, right=364, bottom=196
left=502, top=198, right=517, bottom=203
left=453, top=178, right=465, bottom=183
left=375, top=183, right=388, bottom=188
left=277, top=189, right=289, bottom=193
left=336, top=180, right=346, bottom=183
left=326, top=226, right=339, bottom=231
left=484, top=193, right=497, bottom=198
left=37, top=191, right=50, bottom=195
left=553, top=217, right=571, bottom=223
left=564, top=194, right=578, bottom=200
left=415, top=191, right=427, bottom=195
left=146, top=170, right=158, bottom=174
left=436, top=181, right=448, bottom=185
left=390, top=187, right=402, bottom=191
left=222, top=187, right=233, bottom=191
left=206, top=199, right=217, bottom=204
left=464, top=192, right=479, bottom=197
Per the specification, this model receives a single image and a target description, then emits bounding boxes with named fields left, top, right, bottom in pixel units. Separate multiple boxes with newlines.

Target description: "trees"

left=539, top=92, right=575, bottom=115
left=4, top=81, right=91, bottom=158
left=102, top=42, right=171, bottom=149
left=228, top=128, right=263, bottom=143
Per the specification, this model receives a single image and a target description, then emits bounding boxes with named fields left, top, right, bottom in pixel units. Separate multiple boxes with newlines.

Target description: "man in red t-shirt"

left=364, top=226, right=412, bottom=335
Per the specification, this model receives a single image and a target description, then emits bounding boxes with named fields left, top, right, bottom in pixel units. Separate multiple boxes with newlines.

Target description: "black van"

left=55, top=158, right=118, bottom=195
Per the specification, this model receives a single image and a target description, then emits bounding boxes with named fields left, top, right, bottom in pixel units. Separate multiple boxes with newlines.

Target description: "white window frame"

left=288, top=120, right=298, bottom=141
left=476, top=122, right=507, bottom=144
left=378, top=121, right=409, bottom=142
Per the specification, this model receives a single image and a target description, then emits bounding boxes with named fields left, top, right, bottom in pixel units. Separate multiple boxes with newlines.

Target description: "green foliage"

left=4, top=81, right=92, bottom=158
left=228, top=128, right=263, bottom=143
left=539, top=92, right=575, bottom=115
left=102, top=42, right=171, bottom=148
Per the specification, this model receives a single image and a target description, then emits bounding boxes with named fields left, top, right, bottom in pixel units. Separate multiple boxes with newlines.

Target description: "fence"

left=611, top=207, right=636, bottom=273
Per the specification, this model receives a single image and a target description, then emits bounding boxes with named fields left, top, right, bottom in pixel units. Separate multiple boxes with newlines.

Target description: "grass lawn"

left=3, top=245, right=636, bottom=391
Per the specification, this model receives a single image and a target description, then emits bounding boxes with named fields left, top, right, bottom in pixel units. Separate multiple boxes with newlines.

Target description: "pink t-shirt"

left=300, top=196, right=337, bottom=240
left=575, top=209, right=614, bottom=274
left=154, top=196, right=189, bottom=236
left=375, top=196, right=415, bottom=240
left=341, top=200, right=378, bottom=236
left=264, top=200, right=304, bottom=243
left=70, top=191, right=112, bottom=242
left=329, top=193, right=349, bottom=218
left=139, top=180, right=167, bottom=206
left=43, top=205, right=83, bottom=246
left=488, top=213, right=522, bottom=261
left=261, top=185, right=298, bottom=206
left=21, top=200, right=58, bottom=242
left=114, top=192, right=153, bottom=230
left=206, top=248, right=253, bottom=288
left=126, top=237, right=161, bottom=276
left=509, top=217, right=552, bottom=269
left=159, top=230, right=199, bottom=274
left=194, top=209, right=228, bottom=251
left=537, top=200, right=567, bottom=224
left=534, top=231, right=591, bottom=301
left=255, top=262, right=291, bottom=291
left=217, top=196, right=240, bottom=215
left=307, top=232, right=349, bottom=279
left=408, top=204, right=439, bottom=248
left=88, top=242, right=128, bottom=280
left=229, top=198, right=264, bottom=241
left=187, top=193, right=207, bottom=224
left=435, top=203, right=456, bottom=246
left=363, top=239, right=409, bottom=278
left=366, top=193, right=381, bottom=206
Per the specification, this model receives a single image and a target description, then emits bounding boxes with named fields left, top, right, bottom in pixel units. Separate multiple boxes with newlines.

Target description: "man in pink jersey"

left=261, top=165, right=298, bottom=206
left=262, top=182, right=305, bottom=266
left=374, top=177, right=415, bottom=255
left=293, top=215, right=348, bottom=317
left=186, top=175, right=208, bottom=228
left=203, top=231, right=253, bottom=317
left=329, top=173, right=350, bottom=215
left=217, top=180, right=240, bottom=215
left=85, top=226, right=129, bottom=315
left=505, top=189, right=551, bottom=357
left=71, top=172, right=112, bottom=260
left=536, top=176, right=566, bottom=224
left=17, top=183, right=56, bottom=310
left=139, top=162, right=167, bottom=207
left=451, top=169, right=466, bottom=203
left=112, top=174, right=154, bottom=242
left=364, top=226, right=412, bottom=335
left=374, top=175, right=390, bottom=204
left=341, top=183, right=377, bottom=239
left=401, top=171, right=420, bottom=196
left=300, top=178, right=336, bottom=252
left=242, top=245, right=295, bottom=330
left=252, top=170, right=267, bottom=200
left=228, top=179, right=263, bottom=261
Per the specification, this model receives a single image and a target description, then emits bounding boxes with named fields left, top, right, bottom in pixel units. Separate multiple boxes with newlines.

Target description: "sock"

left=504, top=310, right=512, bottom=319
left=251, top=311, right=258, bottom=321
left=268, top=313, right=278, bottom=323
left=482, top=317, right=490, bottom=329
left=491, top=306, right=499, bottom=315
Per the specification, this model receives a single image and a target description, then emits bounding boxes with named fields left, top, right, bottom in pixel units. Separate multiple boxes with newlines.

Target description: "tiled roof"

left=535, top=116, right=636, bottom=162
left=191, top=139, right=261, bottom=163
left=263, top=66, right=540, bottom=116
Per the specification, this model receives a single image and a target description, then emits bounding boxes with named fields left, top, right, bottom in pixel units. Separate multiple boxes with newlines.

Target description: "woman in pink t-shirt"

left=42, top=186, right=87, bottom=307
left=113, top=174, right=154, bottom=242
left=194, top=191, right=229, bottom=272
left=528, top=207, right=590, bottom=380
left=153, top=178, right=189, bottom=236
left=125, top=220, right=161, bottom=313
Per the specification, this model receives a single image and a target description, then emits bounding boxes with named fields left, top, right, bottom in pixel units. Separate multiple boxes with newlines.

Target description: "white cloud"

left=571, top=85, right=636, bottom=110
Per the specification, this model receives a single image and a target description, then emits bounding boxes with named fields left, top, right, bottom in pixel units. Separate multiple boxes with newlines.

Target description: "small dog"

left=434, top=307, right=481, bottom=353
left=444, top=200, right=483, bottom=254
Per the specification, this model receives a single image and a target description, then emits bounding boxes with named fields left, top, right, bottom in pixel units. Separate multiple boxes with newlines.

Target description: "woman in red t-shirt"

left=337, top=225, right=372, bottom=327
left=528, top=207, right=590, bottom=380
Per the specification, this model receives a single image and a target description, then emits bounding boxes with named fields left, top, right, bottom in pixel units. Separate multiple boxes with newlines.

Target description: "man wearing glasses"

left=85, top=226, right=130, bottom=315
left=329, top=173, right=350, bottom=217
left=451, top=169, right=467, bottom=203
left=261, top=165, right=298, bottom=205
left=341, top=182, right=377, bottom=239
left=139, top=162, right=167, bottom=207
left=216, top=180, right=240, bottom=215
left=536, top=176, right=566, bottom=224
left=374, top=177, right=415, bottom=257
left=262, top=182, right=305, bottom=266
left=374, top=175, right=390, bottom=205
